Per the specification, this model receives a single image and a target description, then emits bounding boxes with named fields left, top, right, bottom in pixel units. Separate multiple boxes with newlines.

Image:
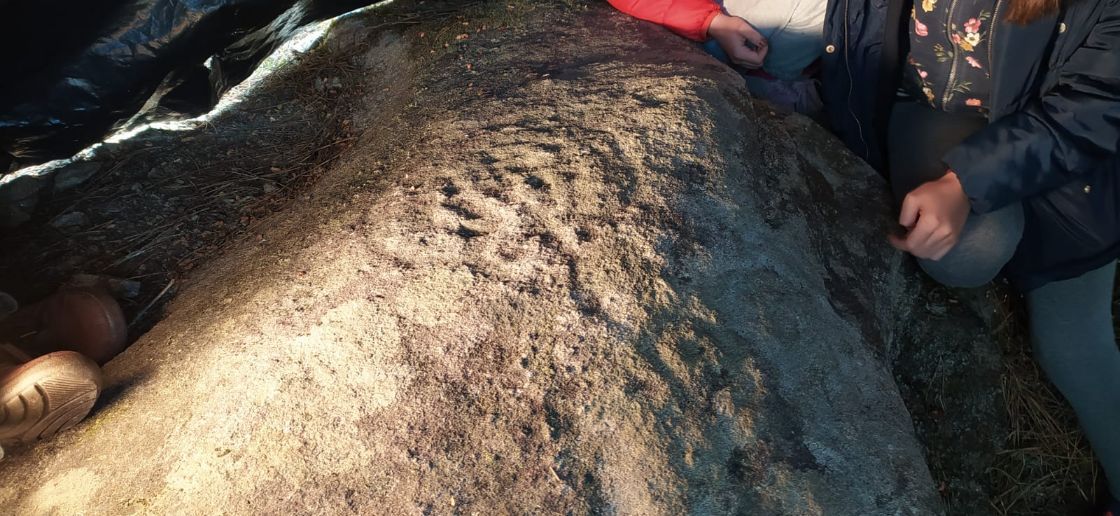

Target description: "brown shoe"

left=0, top=289, right=127, bottom=365
left=0, top=345, right=103, bottom=444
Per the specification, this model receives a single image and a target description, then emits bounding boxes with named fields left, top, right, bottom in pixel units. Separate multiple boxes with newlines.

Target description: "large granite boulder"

left=0, top=4, right=943, bottom=514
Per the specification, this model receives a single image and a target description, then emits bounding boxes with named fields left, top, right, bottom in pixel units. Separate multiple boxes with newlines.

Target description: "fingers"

left=728, top=47, right=766, bottom=68
left=892, top=215, right=961, bottom=260
left=898, top=194, right=919, bottom=228
left=892, top=184, right=967, bottom=260
left=903, top=214, right=940, bottom=257
left=711, top=16, right=769, bottom=69
left=738, top=24, right=768, bottom=53
left=887, top=183, right=967, bottom=259
left=730, top=23, right=768, bottom=68
left=888, top=233, right=908, bottom=251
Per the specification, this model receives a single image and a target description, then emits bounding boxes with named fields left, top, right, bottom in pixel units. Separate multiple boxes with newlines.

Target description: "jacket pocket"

left=1032, top=172, right=1116, bottom=253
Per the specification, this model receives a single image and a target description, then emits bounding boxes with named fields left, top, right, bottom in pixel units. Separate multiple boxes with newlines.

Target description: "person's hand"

left=707, top=13, right=768, bottom=69
left=889, top=171, right=971, bottom=261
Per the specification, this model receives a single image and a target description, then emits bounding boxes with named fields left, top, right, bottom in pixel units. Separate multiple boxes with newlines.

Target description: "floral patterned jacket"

left=904, top=0, right=1003, bottom=113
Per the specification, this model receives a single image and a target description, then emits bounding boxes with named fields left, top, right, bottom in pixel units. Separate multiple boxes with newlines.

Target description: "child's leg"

left=1026, top=262, right=1120, bottom=494
left=914, top=204, right=1023, bottom=287
left=744, top=75, right=823, bottom=114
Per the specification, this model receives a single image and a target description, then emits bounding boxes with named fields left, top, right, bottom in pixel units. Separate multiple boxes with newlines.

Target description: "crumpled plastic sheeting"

left=0, top=0, right=378, bottom=166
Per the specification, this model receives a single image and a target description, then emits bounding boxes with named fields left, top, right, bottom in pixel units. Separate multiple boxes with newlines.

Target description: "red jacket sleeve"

left=607, top=0, right=722, bottom=41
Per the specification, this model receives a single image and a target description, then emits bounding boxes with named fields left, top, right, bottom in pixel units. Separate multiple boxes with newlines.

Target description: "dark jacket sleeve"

left=943, top=0, right=1120, bottom=214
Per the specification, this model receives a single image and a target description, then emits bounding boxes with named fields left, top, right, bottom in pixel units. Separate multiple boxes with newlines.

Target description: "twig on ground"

left=129, top=279, right=176, bottom=328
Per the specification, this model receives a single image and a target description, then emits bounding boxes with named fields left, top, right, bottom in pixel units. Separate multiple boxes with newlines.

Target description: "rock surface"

left=0, top=5, right=944, bottom=514
left=53, top=161, right=102, bottom=192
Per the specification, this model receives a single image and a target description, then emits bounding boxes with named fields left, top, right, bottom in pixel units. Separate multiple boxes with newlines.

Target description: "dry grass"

left=986, top=286, right=1100, bottom=515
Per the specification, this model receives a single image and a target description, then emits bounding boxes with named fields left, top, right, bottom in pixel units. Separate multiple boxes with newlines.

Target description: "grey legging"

left=889, top=101, right=1120, bottom=494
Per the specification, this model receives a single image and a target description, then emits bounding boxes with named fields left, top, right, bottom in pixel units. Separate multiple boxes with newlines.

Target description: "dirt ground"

left=0, top=1, right=1100, bottom=514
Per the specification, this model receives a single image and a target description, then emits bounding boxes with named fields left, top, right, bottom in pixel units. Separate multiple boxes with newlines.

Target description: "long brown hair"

left=1006, top=0, right=1061, bottom=24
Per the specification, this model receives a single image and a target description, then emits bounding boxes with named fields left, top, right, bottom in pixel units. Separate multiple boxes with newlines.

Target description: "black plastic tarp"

left=0, top=0, right=382, bottom=167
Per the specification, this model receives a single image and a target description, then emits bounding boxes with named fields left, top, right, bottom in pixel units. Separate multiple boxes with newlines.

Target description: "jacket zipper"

left=989, top=0, right=1003, bottom=79
left=941, top=0, right=962, bottom=108
left=844, top=0, right=870, bottom=158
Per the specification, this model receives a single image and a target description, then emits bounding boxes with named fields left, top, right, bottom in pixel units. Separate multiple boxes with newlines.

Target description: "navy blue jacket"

left=821, top=0, right=1120, bottom=289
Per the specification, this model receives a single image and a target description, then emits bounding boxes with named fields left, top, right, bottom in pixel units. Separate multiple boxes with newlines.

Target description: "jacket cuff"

left=695, top=9, right=722, bottom=41
left=943, top=146, right=997, bottom=214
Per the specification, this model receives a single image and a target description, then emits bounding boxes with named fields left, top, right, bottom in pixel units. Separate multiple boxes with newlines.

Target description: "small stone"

left=50, top=211, right=90, bottom=230
left=147, top=166, right=176, bottom=180
left=115, top=280, right=142, bottom=299
left=54, top=162, right=102, bottom=191
left=262, top=182, right=278, bottom=194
